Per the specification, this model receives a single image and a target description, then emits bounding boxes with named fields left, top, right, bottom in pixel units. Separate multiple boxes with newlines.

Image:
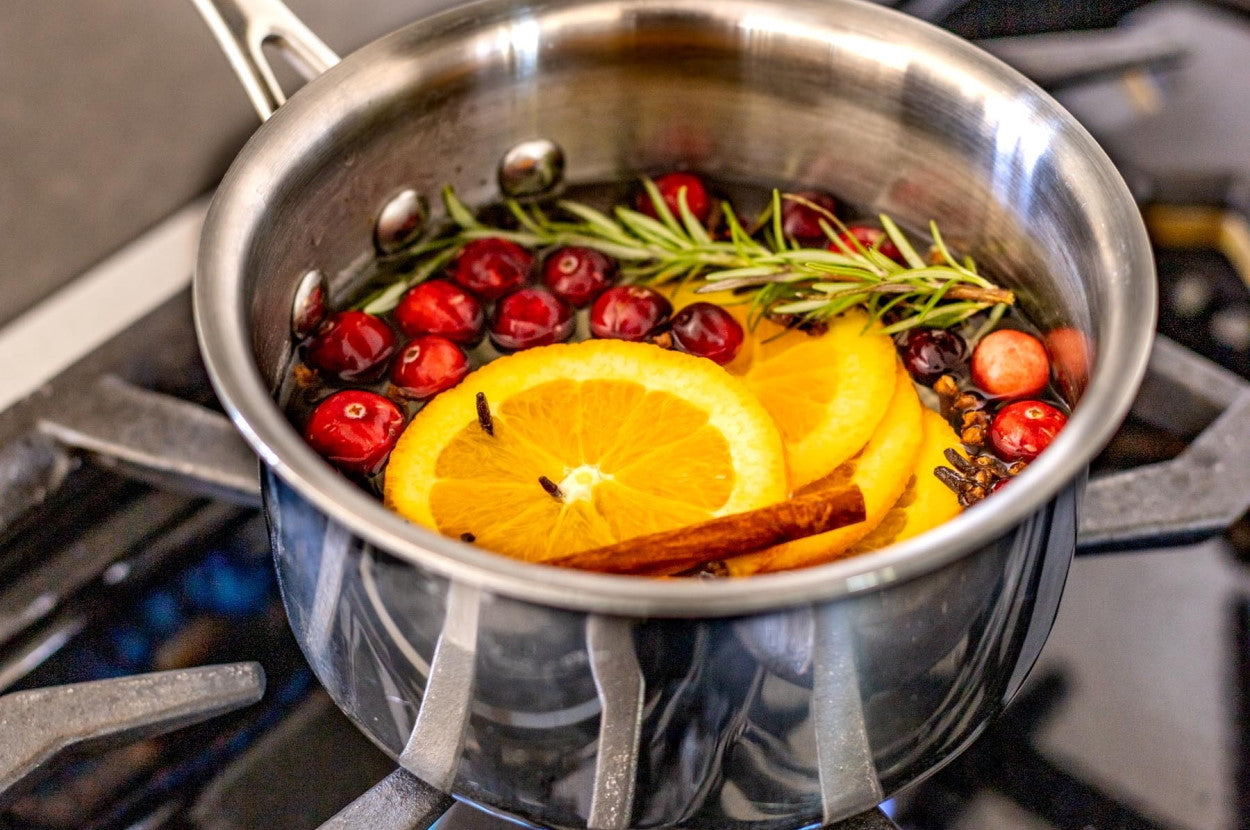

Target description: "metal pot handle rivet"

left=291, top=268, right=328, bottom=338
left=498, top=139, right=567, bottom=199
left=375, top=190, right=430, bottom=256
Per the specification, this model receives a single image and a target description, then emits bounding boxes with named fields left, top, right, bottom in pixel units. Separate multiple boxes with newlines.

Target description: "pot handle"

left=1077, top=335, right=1250, bottom=552
left=189, top=0, right=340, bottom=121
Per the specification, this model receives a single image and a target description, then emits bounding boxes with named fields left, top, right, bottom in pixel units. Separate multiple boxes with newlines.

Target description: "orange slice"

left=845, top=407, right=964, bottom=554
left=384, top=339, right=787, bottom=562
left=669, top=285, right=897, bottom=489
left=726, top=363, right=924, bottom=575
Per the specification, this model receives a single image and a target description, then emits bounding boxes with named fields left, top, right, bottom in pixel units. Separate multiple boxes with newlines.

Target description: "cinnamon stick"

left=547, top=485, right=866, bottom=576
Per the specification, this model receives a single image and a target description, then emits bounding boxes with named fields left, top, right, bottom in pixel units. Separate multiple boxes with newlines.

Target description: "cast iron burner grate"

left=0, top=670, right=886, bottom=830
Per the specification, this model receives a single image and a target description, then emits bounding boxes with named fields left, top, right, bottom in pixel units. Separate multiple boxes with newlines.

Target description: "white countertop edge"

left=0, top=197, right=211, bottom=412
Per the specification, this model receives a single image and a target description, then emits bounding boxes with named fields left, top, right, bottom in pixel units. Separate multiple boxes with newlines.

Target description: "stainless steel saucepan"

left=188, top=0, right=1250, bottom=827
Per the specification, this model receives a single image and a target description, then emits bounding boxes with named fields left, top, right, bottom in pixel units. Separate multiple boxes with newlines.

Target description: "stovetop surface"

left=3, top=0, right=1250, bottom=828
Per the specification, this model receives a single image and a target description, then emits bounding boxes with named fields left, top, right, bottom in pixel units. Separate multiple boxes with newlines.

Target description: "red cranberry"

left=393, top=280, right=484, bottom=344
left=303, top=389, right=405, bottom=475
left=782, top=191, right=838, bottom=245
left=832, top=225, right=904, bottom=263
left=304, top=311, right=396, bottom=380
left=490, top=288, right=574, bottom=351
left=670, top=302, right=745, bottom=365
left=990, top=400, right=1067, bottom=462
left=900, top=328, right=968, bottom=385
left=971, top=329, right=1051, bottom=399
left=450, top=238, right=533, bottom=300
left=637, top=172, right=712, bottom=223
left=390, top=336, right=470, bottom=400
left=589, top=286, right=673, bottom=342
left=542, top=247, right=618, bottom=307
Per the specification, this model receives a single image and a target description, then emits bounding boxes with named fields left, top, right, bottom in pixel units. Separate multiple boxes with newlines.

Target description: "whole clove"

left=475, top=391, right=494, bottom=435
left=538, top=475, right=564, bottom=500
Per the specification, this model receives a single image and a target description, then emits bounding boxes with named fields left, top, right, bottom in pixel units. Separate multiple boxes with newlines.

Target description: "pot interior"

left=198, top=0, right=1155, bottom=614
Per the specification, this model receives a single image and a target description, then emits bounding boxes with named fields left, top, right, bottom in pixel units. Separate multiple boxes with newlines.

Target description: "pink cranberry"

left=670, top=303, right=744, bottom=365
left=637, top=172, right=712, bottom=223
left=782, top=191, right=838, bottom=245
left=393, top=280, right=484, bottom=344
left=832, top=225, right=904, bottom=263
left=990, top=400, right=1067, bottom=462
left=542, top=247, right=618, bottom=307
left=450, top=238, right=533, bottom=300
left=1044, top=326, right=1092, bottom=394
left=589, top=286, right=673, bottom=342
left=390, top=336, right=470, bottom=400
left=303, top=311, right=396, bottom=380
left=303, top=389, right=405, bottom=475
left=489, top=288, right=574, bottom=351
left=971, top=329, right=1051, bottom=399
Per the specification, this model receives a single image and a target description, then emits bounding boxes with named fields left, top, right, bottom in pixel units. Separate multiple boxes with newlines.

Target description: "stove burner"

left=5, top=2, right=1250, bottom=827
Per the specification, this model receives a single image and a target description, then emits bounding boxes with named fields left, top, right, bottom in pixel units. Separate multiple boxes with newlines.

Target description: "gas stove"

left=3, top=1, right=1250, bottom=828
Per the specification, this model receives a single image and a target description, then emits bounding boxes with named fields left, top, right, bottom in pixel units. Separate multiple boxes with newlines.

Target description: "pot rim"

left=194, top=0, right=1157, bottom=618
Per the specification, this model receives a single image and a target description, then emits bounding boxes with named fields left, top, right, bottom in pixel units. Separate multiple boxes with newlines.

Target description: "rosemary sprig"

left=360, top=182, right=1014, bottom=333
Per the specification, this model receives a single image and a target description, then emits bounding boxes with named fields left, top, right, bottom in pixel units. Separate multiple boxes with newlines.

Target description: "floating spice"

left=538, top=475, right=564, bottom=501
left=933, top=374, right=983, bottom=423
left=688, top=560, right=730, bottom=579
left=935, top=446, right=1026, bottom=507
left=475, top=391, right=494, bottom=435
left=549, top=485, right=866, bottom=576
left=960, top=411, right=990, bottom=449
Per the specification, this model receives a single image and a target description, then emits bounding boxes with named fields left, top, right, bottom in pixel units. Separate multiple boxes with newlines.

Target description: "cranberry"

left=832, top=225, right=904, bottom=263
left=781, top=191, right=838, bottom=245
left=390, top=336, right=470, bottom=400
left=971, top=329, right=1051, bottom=399
left=670, top=302, right=745, bottom=365
left=990, top=400, right=1067, bottom=462
left=589, top=285, right=673, bottom=342
left=637, top=172, right=712, bottom=224
left=450, top=238, right=533, bottom=300
left=303, top=389, right=405, bottom=475
left=304, top=311, right=396, bottom=380
left=900, top=328, right=968, bottom=385
left=393, top=280, right=484, bottom=344
left=542, top=247, right=618, bottom=307
left=1044, top=326, right=1091, bottom=394
left=490, top=288, right=574, bottom=351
